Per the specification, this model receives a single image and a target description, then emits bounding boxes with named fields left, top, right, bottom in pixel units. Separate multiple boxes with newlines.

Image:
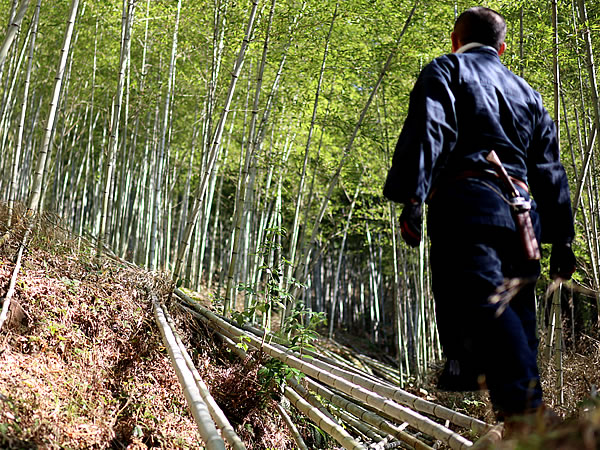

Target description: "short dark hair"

left=454, top=7, right=506, bottom=51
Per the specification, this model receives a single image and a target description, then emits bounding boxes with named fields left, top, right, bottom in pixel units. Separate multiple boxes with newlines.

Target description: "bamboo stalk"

left=0, top=0, right=31, bottom=76
left=214, top=320, right=363, bottom=450
left=304, top=377, right=433, bottom=450
left=575, top=0, right=600, bottom=323
left=329, top=171, right=363, bottom=338
left=241, top=314, right=488, bottom=435
left=7, top=0, right=39, bottom=226
left=470, top=424, right=504, bottom=450
left=275, top=402, right=309, bottom=450
left=160, top=300, right=437, bottom=450
left=0, top=227, right=30, bottom=331
left=292, top=0, right=419, bottom=301
left=334, top=407, right=386, bottom=443
left=223, top=0, right=277, bottom=314
left=182, top=303, right=444, bottom=447
left=239, top=313, right=397, bottom=389
left=97, top=0, right=135, bottom=259
left=27, top=0, right=79, bottom=213
left=162, top=309, right=246, bottom=449
left=288, top=377, right=337, bottom=422
left=173, top=0, right=259, bottom=281
left=287, top=0, right=337, bottom=313
left=553, top=283, right=564, bottom=405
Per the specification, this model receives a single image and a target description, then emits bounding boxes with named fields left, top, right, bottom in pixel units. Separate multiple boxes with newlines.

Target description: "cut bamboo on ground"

left=161, top=305, right=246, bottom=449
left=178, top=301, right=432, bottom=449
left=196, top=305, right=369, bottom=450
left=175, top=289, right=479, bottom=450
left=151, top=293, right=227, bottom=449
left=177, top=288, right=488, bottom=435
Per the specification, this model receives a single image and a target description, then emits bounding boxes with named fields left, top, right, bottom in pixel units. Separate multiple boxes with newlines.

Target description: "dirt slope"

left=0, top=217, right=200, bottom=448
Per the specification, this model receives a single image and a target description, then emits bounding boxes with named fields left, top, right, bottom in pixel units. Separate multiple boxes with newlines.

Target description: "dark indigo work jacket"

left=383, top=46, right=574, bottom=244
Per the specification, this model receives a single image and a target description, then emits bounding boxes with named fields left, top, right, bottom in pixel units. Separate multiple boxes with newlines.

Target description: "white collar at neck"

left=456, top=42, right=496, bottom=54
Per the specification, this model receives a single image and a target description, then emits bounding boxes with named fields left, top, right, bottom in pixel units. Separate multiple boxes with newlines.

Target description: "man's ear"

left=498, top=42, right=506, bottom=56
left=451, top=32, right=461, bottom=53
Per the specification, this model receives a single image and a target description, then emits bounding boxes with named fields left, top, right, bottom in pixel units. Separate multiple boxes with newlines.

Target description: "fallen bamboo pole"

left=470, top=423, right=504, bottom=450
left=152, top=294, right=226, bottom=449
left=187, top=304, right=366, bottom=449
left=174, top=291, right=474, bottom=450
left=0, top=227, right=31, bottom=331
left=334, top=407, right=387, bottom=443
left=284, top=384, right=366, bottom=450
left=278, top=340, right=488, bottom=435
left=176, top=289, right=488, bottom=436
left=304, top=377, right=433, bottom=450
left=275, top=402, right=309, bottom=450
left=242, top=322, right=393, bottom=387
left=179, top=300, right=441, bottom=450
left=207, top=312, right=334, bottom=450
left=162, top=308, right=246, bottom=449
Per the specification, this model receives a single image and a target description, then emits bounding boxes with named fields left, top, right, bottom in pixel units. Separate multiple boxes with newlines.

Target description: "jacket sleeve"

left=527, top=98, right=575, bottom=244
left=383, top=58, right=458, bottom=204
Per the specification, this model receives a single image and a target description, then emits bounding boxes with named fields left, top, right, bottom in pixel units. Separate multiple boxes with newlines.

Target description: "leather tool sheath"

left=486, top=150, right=541, bottom=260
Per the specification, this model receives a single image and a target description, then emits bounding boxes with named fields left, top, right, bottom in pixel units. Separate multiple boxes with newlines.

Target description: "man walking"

left=383, top=7, right=576, bottom=426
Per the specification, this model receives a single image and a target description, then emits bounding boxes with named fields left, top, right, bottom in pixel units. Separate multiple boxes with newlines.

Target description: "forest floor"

left=0, top=208, right=599, bottom=449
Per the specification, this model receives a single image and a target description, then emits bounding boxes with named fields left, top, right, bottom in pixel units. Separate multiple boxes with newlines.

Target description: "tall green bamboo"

left=291, top=0, right=419, bottom=319
left=0, top=0, right=30, bottom=80
left=7, top=0, right=39, bottom=226
left=174, top=0, right=260, bottom=283
left=97, top=0, right=135, bottom=258
left=28, top=0, right=80, bottom=213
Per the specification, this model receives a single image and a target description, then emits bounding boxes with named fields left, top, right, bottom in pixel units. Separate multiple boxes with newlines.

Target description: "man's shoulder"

left=426, top=53, right=458, bottom=69
left=419, top=54, right=458, bottom=80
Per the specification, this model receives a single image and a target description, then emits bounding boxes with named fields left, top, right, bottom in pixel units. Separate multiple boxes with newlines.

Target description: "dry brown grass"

left=0, top=209, right=199, bottom=449
left=539, top=334, right=600, bottom=418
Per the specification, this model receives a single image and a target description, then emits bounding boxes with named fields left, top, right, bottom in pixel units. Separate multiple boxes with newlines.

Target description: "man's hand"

left=550, top=242, right=576, bottom=280
left=400, top=202, right=422, bottom=248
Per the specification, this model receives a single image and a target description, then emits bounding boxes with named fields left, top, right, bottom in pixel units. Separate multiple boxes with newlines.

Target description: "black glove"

left=399, top=202, right=422, bottom=248
left=550, top=242, right=576, bottom=280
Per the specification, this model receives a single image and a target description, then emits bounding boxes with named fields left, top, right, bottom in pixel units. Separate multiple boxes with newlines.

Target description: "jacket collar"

left=456, top=42, right=498, bottom=56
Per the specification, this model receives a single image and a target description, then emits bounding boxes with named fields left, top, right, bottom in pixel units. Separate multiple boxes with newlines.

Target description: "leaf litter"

left=0, top=208, right=298, bottom=449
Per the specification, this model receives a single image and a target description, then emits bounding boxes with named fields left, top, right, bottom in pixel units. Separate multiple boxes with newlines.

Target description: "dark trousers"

left=430, top=225, right=542, bottom=416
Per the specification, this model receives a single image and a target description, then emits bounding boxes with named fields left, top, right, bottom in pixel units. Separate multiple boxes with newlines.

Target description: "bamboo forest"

left=0, top=0, right=599, bottom=448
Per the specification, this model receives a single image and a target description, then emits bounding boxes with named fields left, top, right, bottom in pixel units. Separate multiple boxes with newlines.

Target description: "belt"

left=428, top=169, right=529, bottom=200
left=455, top=169, right=529, bottom=193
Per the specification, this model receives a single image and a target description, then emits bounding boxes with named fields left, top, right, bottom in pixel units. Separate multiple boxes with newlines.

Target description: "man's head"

left=451, top=7, right=506, bottom=54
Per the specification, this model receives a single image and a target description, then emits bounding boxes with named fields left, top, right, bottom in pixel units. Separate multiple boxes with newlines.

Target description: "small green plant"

left=257, top=358, right=303, bottom=400
left=282, top=304, right=326, bottom=356
left=209, top=292, right=224, bottom=315
left=231, top=285, right=258, bottom=326
left=236, top=335, right=251, bottom=352
left=236, top=227, right=305, bottom=331
left=463, top=398, right=486, bottom=408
